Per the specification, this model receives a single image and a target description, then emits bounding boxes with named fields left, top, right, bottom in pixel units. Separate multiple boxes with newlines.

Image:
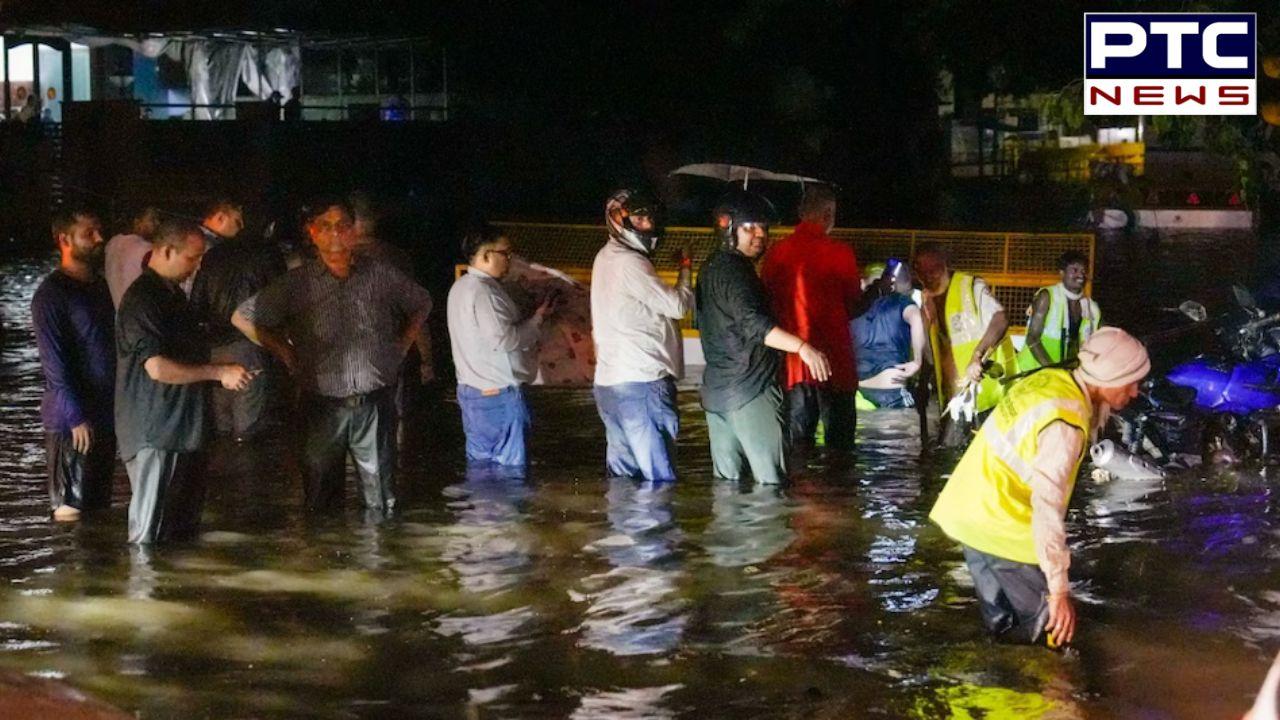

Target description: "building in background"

left=0, top=27, right=448, bottom=122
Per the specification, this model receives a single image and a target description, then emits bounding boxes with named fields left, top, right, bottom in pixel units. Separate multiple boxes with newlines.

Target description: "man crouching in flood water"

left=929, top=327, right=1149, bottom=646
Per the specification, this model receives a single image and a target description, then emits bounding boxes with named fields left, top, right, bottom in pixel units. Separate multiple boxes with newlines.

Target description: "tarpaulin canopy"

left=138, top=38, right=300, bottom=119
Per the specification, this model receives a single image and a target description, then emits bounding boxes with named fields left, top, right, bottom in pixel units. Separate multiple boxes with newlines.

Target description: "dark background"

left=2, top=1, right=1278, bottom=234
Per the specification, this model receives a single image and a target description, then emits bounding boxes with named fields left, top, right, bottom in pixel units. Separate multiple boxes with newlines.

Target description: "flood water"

left=0, top=250, right=1278, bottom=719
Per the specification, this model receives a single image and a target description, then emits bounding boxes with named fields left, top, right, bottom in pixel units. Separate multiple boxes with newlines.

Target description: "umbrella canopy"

left=669, top=163, right=826, bottom=188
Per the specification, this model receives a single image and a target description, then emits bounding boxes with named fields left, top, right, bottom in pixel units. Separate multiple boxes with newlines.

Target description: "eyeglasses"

left=313, top=220, right=354, bottom=234
left=489, top=248, right=513, bottom=258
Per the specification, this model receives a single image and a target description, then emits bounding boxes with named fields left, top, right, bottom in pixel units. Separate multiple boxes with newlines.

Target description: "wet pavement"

left=0, top=253, right=1276, bottom=718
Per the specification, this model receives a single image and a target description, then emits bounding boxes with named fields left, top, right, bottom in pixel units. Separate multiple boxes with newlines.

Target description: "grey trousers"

left=210, top=339, right=270, bottom=439
left=962, top=545, right=1051, bottom=644
left=125, top=447, right=206, bottom=544
left=705, top=385, right=788, bottom=484
left=301, top=388, right=398, bottom=516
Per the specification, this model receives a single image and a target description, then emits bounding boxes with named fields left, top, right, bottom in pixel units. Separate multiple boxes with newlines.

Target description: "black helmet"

left=606, top=188, right=664, bottom=256
left=712, top=189, right=776, bottom=248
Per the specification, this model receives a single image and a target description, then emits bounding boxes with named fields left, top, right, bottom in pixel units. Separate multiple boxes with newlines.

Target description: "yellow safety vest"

left=929, top=368, right=1092, bottom=565
left=927, top=272, right=1017, bottom=412
left=1015, top=284, right=1101, bottom=372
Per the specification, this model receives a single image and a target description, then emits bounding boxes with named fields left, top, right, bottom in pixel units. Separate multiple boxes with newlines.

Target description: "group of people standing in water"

left=32, top=182, right=1144, bottom=650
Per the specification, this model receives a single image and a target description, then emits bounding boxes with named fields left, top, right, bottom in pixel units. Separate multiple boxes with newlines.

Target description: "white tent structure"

left=1, top=26, right=443, bottom=121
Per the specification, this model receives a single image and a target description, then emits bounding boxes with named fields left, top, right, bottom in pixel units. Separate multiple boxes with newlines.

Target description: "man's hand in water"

left=1045, top=592, right=1076, bottom=646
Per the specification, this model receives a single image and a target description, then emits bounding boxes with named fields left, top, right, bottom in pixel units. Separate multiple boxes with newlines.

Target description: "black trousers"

left=962, top=545, right=1051, bottom=644
left=125, top=447, right=207, bottom=544
left=301, top=388, right=399, bottom=516
left=786, top=383, right=857, bottom=451
left=210, top=339, right=272, bottom=440
left=46, top=431, right=115, bottom=511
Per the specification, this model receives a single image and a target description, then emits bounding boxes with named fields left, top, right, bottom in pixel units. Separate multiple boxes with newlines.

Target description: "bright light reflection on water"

left=0, top=253, right=1275, bottom=718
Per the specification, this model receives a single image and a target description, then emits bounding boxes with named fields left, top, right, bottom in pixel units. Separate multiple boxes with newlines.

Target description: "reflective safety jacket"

left=929, top=368, right=1092, bottom=564
left=1015, top=283, right=1101, bottom=372
left=926, top=272, right=1016, bottom=413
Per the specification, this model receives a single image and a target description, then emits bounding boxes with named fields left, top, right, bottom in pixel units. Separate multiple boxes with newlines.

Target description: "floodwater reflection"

left=0, top=256, right=1273, bottom=717
left=573, top=478, right=686, bottom=657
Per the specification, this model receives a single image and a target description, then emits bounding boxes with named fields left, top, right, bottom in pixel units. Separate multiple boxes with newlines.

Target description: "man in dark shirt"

left=116, top=220, right=252, bottom=544
left=696, top=190, right=830, bottom=484
left=190, top=203, right=286, bottom=441
left=180, top=198, right=243, bottom=296
left=33, top=207, right=115, bottom=521
left=232, top=197, right=433, bottom=517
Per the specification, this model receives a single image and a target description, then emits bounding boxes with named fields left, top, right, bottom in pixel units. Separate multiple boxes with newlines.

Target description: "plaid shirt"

left=237, top=257, right=432, bottom=397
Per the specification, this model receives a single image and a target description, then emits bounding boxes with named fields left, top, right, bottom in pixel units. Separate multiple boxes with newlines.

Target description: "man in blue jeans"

left=590, top=189, right=693, bottom=481
left=447, top=225, right=554, bottom=467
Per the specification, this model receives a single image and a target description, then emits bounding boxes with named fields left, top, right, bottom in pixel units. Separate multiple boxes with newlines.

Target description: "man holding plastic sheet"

left=929, top=327, right=1149, bottom=646
left=696, top=190, right=831, bottom=484
left=591, top=189, right=693, bottom=482
left=447, top=225, right=556, bottom=469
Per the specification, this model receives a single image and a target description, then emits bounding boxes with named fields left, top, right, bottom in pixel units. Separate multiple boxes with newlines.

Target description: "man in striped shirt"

left=233, top=197, right=433, bottom=516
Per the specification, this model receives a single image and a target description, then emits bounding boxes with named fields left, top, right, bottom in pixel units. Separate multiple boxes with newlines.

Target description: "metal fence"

left=492, top=222, right=1095, bottom=334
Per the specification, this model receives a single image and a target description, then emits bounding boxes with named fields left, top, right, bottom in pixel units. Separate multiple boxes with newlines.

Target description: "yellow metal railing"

left=490, top=223, right=1095, bottom=336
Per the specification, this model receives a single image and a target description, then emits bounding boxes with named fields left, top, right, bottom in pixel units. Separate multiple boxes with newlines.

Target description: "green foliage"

left=1039, top=81, right=1085, bottom=135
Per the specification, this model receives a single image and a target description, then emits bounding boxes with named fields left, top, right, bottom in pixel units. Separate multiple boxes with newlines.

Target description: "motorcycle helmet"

left=712, top=189, right=776, bottom=249
left=605, top=188, right=664, bottom=256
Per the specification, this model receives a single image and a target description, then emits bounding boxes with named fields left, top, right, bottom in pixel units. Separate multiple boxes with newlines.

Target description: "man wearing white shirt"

left=447, top=226, right=554, bottom=468
left=104, top=207, right=160, bottom=309
left=590, top=189, right=693, bottom=481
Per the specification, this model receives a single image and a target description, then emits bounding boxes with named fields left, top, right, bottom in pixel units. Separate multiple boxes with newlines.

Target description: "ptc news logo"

left=1084, top=13, right=1256, bottom=115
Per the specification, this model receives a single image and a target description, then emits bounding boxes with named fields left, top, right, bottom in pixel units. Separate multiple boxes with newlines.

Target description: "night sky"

left=2, top=0, right=1277, bottom=225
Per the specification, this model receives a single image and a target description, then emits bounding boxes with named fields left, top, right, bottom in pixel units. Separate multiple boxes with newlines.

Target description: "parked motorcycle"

left=1114, top=287, right=1280, bottom=468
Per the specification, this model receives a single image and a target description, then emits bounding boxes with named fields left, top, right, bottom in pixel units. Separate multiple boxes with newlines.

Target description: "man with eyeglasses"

left=232, top=196, right=433, bottom=517
left=696, top=190, right=830, bottom=484
left=447, top=225, right=556, bottom=469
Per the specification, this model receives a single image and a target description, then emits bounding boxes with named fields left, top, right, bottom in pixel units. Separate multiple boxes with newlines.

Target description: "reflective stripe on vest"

left=928, top=369, right=1092, bottom=565
left=1016, top=284, right=1101, bottom=371
left=980, top=396, right=1090, bottom=485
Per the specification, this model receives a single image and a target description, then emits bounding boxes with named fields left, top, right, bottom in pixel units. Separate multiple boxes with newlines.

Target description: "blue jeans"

left=860, top=386, right=915, bottom=409
left=593, top=378, right=679, bottom=481
left=458, top=385, right=531, bottom=467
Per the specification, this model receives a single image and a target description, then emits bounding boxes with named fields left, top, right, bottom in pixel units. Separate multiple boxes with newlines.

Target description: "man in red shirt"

left=761, top=185, right=861, bottom=451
